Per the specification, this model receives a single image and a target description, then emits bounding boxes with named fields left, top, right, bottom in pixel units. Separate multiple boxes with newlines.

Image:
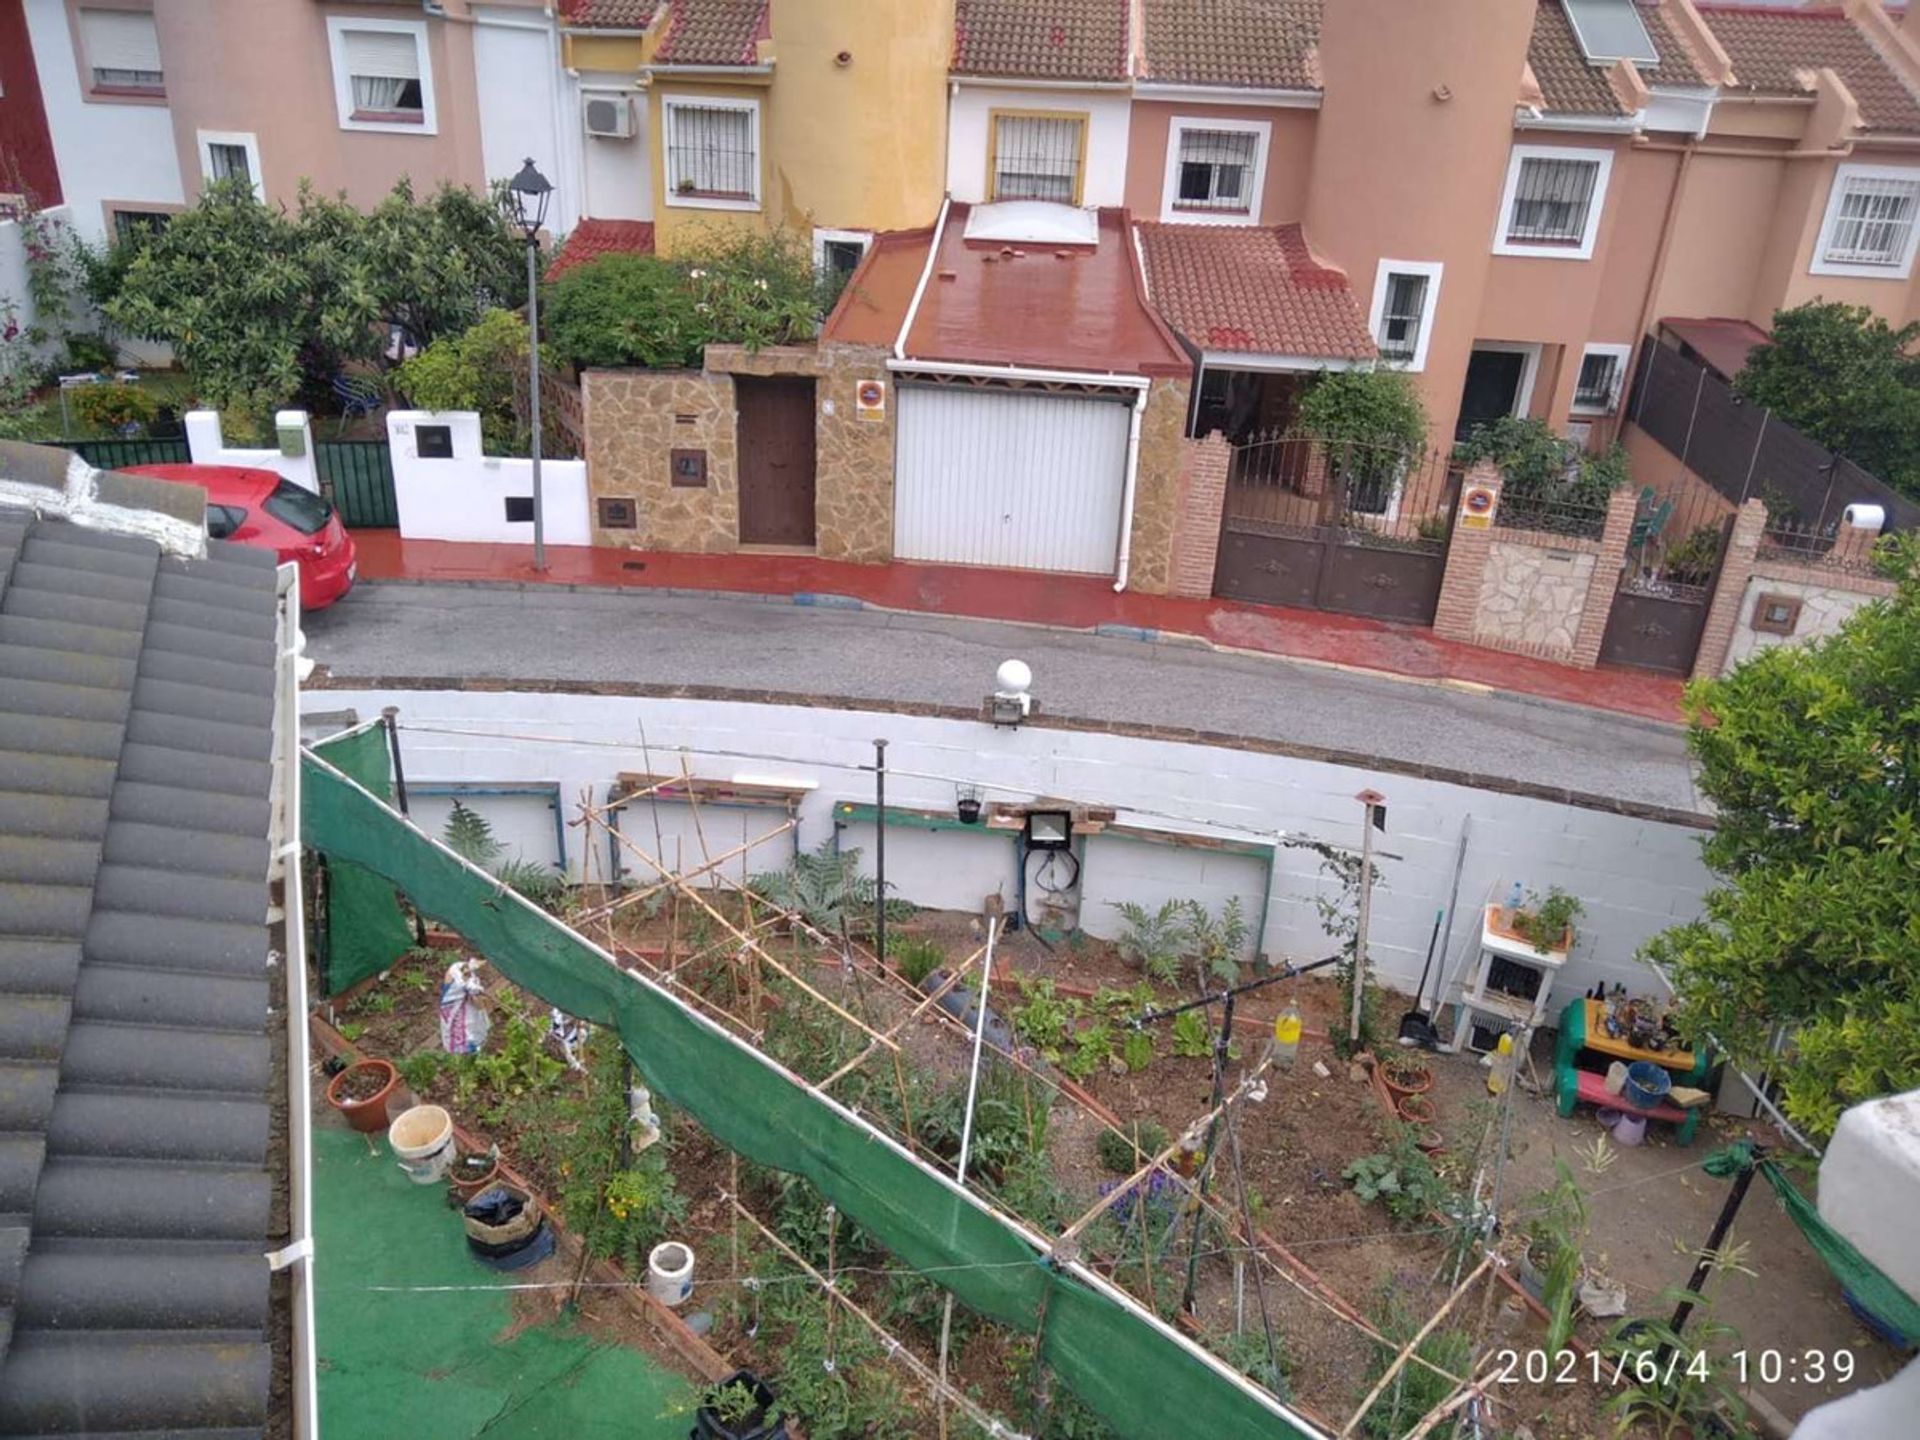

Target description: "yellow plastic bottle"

left=1272, top=1001, right=1303, bottom=1071
left=1487, top=1031, right=1515, bottom=1095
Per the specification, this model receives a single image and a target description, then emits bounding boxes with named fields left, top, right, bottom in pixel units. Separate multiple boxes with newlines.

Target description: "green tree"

left=1735, top=300, right=1920, bottom=501
left=355, top=178, right=526, bottom=351
left=393, top=308, right=541, bottom=453
left=1645, top=550, right=1920, bottom=1138
left=1293, top=369, right=1428, bottom=451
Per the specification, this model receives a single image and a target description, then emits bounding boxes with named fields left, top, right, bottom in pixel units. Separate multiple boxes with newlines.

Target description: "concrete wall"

left=23, top=0, right=183, bottom=244
left=946, top=84, right=1132, bottom=207
left=185, top=409, right=319, bottom=494
left=386, top=408, right=590, bottom=546
left=309, top=686, right=1718, bottom=1008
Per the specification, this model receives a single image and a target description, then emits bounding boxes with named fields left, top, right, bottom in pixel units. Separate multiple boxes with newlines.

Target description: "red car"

left=126, top=463, right=358, bottom=608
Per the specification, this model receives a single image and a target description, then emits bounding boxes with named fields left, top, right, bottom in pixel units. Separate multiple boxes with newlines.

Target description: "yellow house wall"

left=563, top=34, right=649, bottom=72
left=648, top=80, right=775, bottom=255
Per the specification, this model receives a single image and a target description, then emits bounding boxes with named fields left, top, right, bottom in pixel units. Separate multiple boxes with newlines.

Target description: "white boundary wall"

left=387, top=410, right=590, bottom=545
left=308, top=687, right=1716, bottom=1006
left=185, top=410, right=320, bottom=493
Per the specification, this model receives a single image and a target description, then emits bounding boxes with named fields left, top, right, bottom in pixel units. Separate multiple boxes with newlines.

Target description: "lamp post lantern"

left=505, top=158, right=553, bottom=572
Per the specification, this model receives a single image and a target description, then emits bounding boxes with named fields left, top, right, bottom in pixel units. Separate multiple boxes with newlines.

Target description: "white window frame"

left=326, top=16, right=437, bottom=136
left=1367, top=259, right=1443, bottom=372
left=812, top=227, right=872, bottom=276
left=1492, top=143, right=1613, bottom=260
left=197, top=130, right=262, bottom=199
left=1158, top=116, right=1271, bottom=225
left=1811, top=162, right=1920, bottom=278
left=662, top=95, right=762, bottom=212
left=1570, top=342, right=1632, bottom=417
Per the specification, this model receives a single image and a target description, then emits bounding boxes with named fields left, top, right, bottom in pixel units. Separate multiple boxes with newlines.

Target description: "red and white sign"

left=855, top=379, right=886, bottom=422
left=1460, top=482, right=1499, bottom=530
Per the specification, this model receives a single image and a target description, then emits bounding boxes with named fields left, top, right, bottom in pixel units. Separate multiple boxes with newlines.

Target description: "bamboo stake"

left=729, top=1197, right=1030, bottom=1440
left=1400, top=1359, right=1509, bottom=1440
left=1339, top=1255, right=1496, bottom=1438
left=817, top=941, right=989, bottom=1092
left=572, top=817, right=795, bottom=924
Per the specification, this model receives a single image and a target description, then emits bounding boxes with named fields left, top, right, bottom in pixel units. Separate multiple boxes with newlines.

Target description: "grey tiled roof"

left=0, top=501, right=280, bottom=1436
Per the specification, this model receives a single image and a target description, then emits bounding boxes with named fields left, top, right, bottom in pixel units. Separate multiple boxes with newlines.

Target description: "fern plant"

left=441, top=802, right=568, bottom=912
left=750, top=839, right=912, bottom=937
left=1184, top=896, right=1249, bottom=984
left=1112, top=899, right=1192, bottom=985
left=443, top=800, right=503, bottom=865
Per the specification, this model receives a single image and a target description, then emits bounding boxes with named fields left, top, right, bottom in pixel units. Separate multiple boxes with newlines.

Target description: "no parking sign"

left=855, top=379, right=886, bottom=422
left=1460, top=481, right=1499, bottom=530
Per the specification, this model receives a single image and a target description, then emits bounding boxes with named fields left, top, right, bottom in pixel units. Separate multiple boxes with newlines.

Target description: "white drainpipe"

left=1113, top=383, right=1149, bottom=592
left=894, top=195, right=950, bottom=361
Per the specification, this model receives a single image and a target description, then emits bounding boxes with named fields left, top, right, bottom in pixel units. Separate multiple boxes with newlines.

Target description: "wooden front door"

left=735, top=376, right=817, bottom=546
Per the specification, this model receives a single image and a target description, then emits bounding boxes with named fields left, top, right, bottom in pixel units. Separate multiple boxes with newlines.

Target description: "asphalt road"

left=306, top=582, right=1702, bottom=813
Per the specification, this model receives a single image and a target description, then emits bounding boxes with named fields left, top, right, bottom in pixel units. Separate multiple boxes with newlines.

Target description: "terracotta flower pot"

left=1382, top=1060, right=1433, bottom=1100
left=326, top=1058, right=398, bottom=1133
left=1397, top=1092, right=1436, bottom=1126
left=449, top=1151, right=502, bottom=1199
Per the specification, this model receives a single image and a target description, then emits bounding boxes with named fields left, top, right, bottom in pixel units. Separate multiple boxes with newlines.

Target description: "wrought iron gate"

left=315, top=439, right=398, bottom=529
left=1213, top=433, right=1459, bottom=625
left=1596, top=488, right=1728, bottom=674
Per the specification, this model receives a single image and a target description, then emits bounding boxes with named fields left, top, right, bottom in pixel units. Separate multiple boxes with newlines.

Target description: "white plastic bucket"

left=648, top=1241, right=695, bottom=1308
left=389, top=1104, right=455, bottom=1184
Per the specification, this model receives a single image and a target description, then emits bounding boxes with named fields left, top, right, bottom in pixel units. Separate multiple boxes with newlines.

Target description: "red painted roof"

left=1659, top=316, right=1770, bottom=380
left=546, top=219, right=656, bottom=280
left=824, top=205, right=1190, bottom=378
left=558, top=0, right=660, bottom=30
left=952, top=0, right=1131, bottom=82
left=655, top=0, right=769, bottom=65
left=1134, top=222, right=1375, bottom=362
left=1698, top=3, right=1920, bottom=133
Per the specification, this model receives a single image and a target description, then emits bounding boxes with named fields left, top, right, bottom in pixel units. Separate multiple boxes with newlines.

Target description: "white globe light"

left=995, top=658, right=1032, bottom=695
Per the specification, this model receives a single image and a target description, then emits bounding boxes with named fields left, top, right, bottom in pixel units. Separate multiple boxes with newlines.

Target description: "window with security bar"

left=1174, top=128, right=1256, bottom=213
left=1824, top=174, right=1920, bottom=267
left=1506, top=156, right=1600, bottom=245
left=991, top=114, right=1085, bottom=205
left=1377, top=272, right=1430, bottom=363
left=1574, top=350, right=1623, bottom=412
left=666, top=101, right=758, bottom=203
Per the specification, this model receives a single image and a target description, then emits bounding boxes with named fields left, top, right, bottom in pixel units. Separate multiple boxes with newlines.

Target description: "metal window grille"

left=667, top=103, right=756, bottom=200
left=1826, top=176, right=1920, bottom=266
left=208, top=144, right=251, bottom=184
left=1376, top=272, right=1429, bottom=362
left=1173, top=128, right=1256, bottom=212
left=1574, top=350, right=1621, bottom=411
left=992, top=115, right=1084, bottom=204
left=1506, top=157, right=1598, bottom=245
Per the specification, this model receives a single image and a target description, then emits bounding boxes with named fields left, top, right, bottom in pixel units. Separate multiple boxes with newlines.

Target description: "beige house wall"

left=1722, top=568, right=1895, bottom=670
left=1648, top=144, right=1786, bottom=326
left=152, top=0, right=500, bottom=211
left=1124, top=102, right=1316, bottom=224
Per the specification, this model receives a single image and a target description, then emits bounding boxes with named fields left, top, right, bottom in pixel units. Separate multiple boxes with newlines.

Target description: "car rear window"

left=262, top=480, right=334, bottom=535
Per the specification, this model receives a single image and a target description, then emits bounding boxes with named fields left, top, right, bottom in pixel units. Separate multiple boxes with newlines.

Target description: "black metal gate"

left=1596, top=489, right=1729, bottom=674
left=1213, top=434, right=1459, bottom=626
left=316, top=439, right=398, bottom=529
left=68, top=436, right=193, bottom=469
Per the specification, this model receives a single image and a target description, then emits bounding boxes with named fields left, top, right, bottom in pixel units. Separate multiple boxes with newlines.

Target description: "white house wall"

left=309, top=688, right=1718, bottom=1009
left=24, top=0, right=185, bottom=245
left=387, top=410, right=590, bottom=545
left=945, top=84, right=1131, bottom=207
left=410, top=791, right=568, bottom=873
left=575, top=70, right=651, bottom=222
left=472, top=6, right=580, bottom=235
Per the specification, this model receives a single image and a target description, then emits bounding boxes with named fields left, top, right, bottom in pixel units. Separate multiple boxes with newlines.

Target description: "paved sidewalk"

left=349, top=532, right=1687, bottom=724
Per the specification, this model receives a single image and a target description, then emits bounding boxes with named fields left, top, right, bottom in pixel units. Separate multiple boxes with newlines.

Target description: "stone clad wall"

left=578, top=342, right=894, bottom=559
left=1722, top=565, right=1898, bottom=670
left=1473, top=534, right=1600, bottom=661
left=1125, top=377, right=1194, bottom=596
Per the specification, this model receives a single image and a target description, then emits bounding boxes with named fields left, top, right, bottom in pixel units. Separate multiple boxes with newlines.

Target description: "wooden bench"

left=1560, top=1067, right=1702, bottom=1147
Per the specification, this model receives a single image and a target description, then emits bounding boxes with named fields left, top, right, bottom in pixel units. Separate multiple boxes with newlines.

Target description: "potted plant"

left=1396, top=1092, right=1436, bottom=1127
left=1381, top=1052, right=1433, bottom=1100
left=1498, top=887, right=1583, bottom=955
left=693, top=1370, right=787, bottom=1440
left=449, top=1149, right=501, bottom=1201
left=956, top=784, right=984, bottom=825
left=325, top=1057, right=398, bottom=1133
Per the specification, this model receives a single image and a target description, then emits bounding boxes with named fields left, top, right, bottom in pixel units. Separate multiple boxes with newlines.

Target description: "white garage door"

left=894, top=384, right=1132, bottom=573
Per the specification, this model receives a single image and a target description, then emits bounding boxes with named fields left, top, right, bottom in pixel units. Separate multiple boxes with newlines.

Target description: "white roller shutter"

left=79, top=9, right=162, bottom=83
left=894, top=385, right=1131, bottom=574
left=342, top=29, right=422, bottom=81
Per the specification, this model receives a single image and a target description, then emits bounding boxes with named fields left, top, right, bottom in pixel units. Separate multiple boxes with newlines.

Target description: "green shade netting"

left=1705, top=1142, right=1920, bottom=1342
left=311, top=725, right=414, bottom=995
left=302, top=753, right=1321, bottom=1440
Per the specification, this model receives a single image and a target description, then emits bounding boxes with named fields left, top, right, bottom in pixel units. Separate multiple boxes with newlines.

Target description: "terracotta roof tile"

left=559, top=0, right=660, bottom=29
left=1135, top=222, right=1375, bottom=361
left=1529, top=1, right=1632, bottom=117
left=655, top=0, right=769, bottom=65
left=952, top=0, right=1129, bottom=82
left=1698, top=4, right=1920, bottom=134
left=1140, top=0, right=1320, bottom=91
left=546, top=218, right=656, bottom=279
left=1637, top=2, right=1712, bottom=89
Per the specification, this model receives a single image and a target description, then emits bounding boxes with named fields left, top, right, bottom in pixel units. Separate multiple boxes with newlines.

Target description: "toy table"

left=1555, top=997, right=1712, bottom=1146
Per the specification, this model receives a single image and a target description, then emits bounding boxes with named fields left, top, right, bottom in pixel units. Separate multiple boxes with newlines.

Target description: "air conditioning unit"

left=583, top=94, right=633, bottom=140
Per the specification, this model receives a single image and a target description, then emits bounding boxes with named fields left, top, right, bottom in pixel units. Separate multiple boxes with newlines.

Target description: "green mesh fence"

left=311, top=725, right=414, bottom=996
left=302, top=752, right=1323, bottom=1440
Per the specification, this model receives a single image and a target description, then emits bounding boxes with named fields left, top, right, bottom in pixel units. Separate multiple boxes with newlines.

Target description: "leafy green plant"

left=1120, top=1027, right=1155, bottom=1073
left=749, top=838, right=910, bottom=938
left=1357, top=1299, right=1473, bottom=1440
left=442, top=800, right=502, bottom=865
left=1662, top=524, right=1723, bottom=585
left=1170, top=1010, right=1213, bottom=1059
left=1457, top=414, right=1629, bottom=513
left=1111, top=899, right=1190, bottom=985
left=396, top=1048, right=448, bottom=1094
left=1294, top=368, right=1429, bottom=452
left=916, top=1065, right=1048, bottom=1183
left=699, top=1380, right=761, bottom=1427
left=1012, top=977, right=1077, bottom=1060
left=1184, top=897, right=1249, bottom=984
left=70, top=382, right=158, bottom=434
left=1508, top=886, right=1583, bottom=952
left=1525, top=1159, right=1590, bottom=1355
left=1097, top=1120, right=1170, bottom=1174
left=886, top=934, right=945, bottom=987
left=1342, top=1128, right=1454, bottom=1228
left=440, top=802, right=569, bottom=912
left=1208, top=1326, right=1291, bottom=1401
left=393, top=307, right=543, bottom=453
left=1060, top=1019, right=1114, bottom=1081
left=1602, top=1294, right=1747, bottom=1440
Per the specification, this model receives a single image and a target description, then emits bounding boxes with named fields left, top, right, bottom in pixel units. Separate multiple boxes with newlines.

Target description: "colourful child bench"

left=1554, top=996, right=1712, bottom=1147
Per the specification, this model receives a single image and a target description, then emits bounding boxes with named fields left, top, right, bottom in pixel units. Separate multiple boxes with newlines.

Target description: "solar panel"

left=1563, top=0, right=1660, bottom=66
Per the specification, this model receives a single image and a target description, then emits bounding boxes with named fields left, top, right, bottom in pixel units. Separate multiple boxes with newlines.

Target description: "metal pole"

left=1660, top=1146, right=1764, bottom=1360
left=873, top=738, right=888, bottom=964
left=526, top=235, right=546, bottom=572
left=937, top=916, right=999, bottom=1423
left=381, top=706, right=425, bottom=944
left=1180, top=987, right=1237, bottom=1314
left=1351, top=793, right=1381, bottom=1045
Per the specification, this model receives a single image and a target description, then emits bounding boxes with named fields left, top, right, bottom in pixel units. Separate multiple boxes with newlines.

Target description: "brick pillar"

left=1168, top=431, right=1231, bottom=599
left=1690, top=498, right=1768, bottom=681
left=1569, top=482, right=1643, bottom=670
left=1829, top=516, right=1883, bottom=568
left=1433, top=461, right=1501, bottom=643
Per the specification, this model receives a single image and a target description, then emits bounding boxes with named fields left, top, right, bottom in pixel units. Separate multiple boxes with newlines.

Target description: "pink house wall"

left=1124, top=101, right=1316, bottom=224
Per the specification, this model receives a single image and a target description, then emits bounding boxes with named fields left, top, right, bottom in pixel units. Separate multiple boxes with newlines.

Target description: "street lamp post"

left=504, top=159, right=553, bottom=572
